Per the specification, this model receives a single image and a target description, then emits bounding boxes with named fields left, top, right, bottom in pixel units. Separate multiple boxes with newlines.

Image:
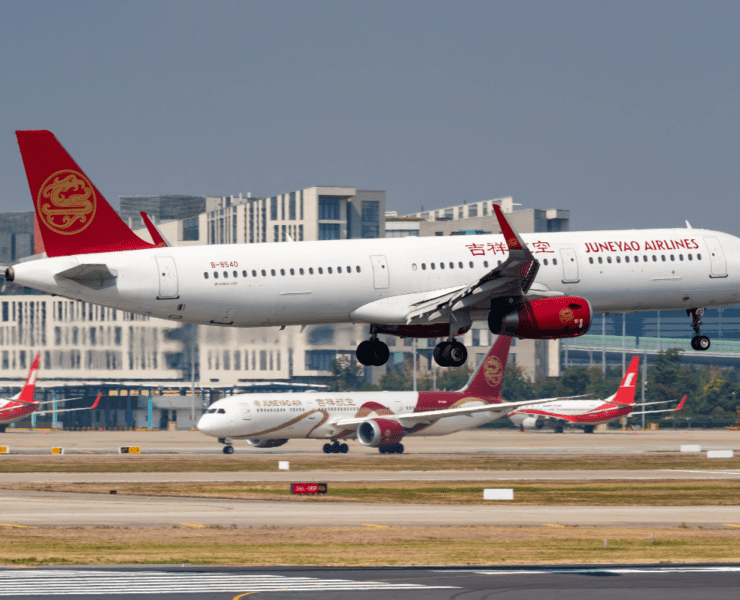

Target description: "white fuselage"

left=10, top=228, right=740, bottom=328
left=197, top=391, right=508, bottom=441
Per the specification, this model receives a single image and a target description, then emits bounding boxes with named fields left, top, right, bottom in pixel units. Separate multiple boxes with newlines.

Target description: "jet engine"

left=520, top=417, right=545, bottom=430
left=357, top=418, right=404, bottom=448
left=489, top=296, right=592, bottom=339
left=247, top=439, right=289, bottom=448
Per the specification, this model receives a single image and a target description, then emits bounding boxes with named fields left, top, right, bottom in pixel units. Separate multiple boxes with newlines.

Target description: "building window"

left=319, top=196, right=340, bottom=220
left=270, top=198, right=278, bottom=220
left=289, top=192, right=296, bottom=220
left=319, top=223, right=340, bottom=240
left=361, top=201, right=379, bottom=239
left=183, top=217, right=199, bottom=241
left=305, top=349, right=337, bottom=371
left=468, top=205, right=478, bottom=218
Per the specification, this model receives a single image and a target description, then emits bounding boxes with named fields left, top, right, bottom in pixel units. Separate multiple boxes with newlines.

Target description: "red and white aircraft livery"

left=508, top=357, right=686, bottom=433
left=198, top=335, right=565, bottom=454
left=0, top=354, right=102, bottom=432
left=7, top=130, right=740, bottom=369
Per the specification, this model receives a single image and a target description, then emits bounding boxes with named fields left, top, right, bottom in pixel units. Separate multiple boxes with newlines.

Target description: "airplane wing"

left=35, top=393, right=102, bottom=415
left=349, top=205, right=548, bottom=326
left=329, top=397, right=571, bottom=429
left=629, top=395, right=686, bottom=416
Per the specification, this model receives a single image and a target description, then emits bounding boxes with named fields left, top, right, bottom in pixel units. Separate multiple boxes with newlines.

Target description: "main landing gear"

left=433, top=339, right=467, bottom=367
left=687, top=308, right=711, bottom=351
left=323, top=441, right=349, bottom=454
left=356, top=336, right=390, bottom=366
left=379, top=443, right=404, bottom=454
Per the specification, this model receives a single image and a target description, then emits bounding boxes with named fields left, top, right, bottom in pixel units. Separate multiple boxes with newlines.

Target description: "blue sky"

left=1, top=0, right=739, bottom=234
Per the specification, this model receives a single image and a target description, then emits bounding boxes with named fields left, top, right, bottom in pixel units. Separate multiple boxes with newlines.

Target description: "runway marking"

left=233, top=594, right=259, bottom=599
left=179, top=523, right=206, bottom=528
left=661, top=469, right=740, bottom=476
left=362, top=523, right=390, bottom=528
left=0, top=524, right=34, bottom=528
left=724, top=523, right=740, bottom=528
left=542, top=523, right=565, bottom=527
left=437, top=566, right=740, bottom=576
left=0, top=570, right=458, bottom=595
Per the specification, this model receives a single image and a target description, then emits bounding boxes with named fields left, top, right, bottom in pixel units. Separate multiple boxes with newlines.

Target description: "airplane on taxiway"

left=7, top=130, right=740, bottom=370
left=197, top=334, right=596, bottom=454
left=0, top=354, right=101, bottom=432
left=508, top=356, right=686, bottom=433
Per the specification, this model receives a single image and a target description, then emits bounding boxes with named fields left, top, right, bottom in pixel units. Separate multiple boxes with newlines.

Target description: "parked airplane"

left=0, top=354, right=102, bottom=432
left=508, top=356, right=686, bottom=433
left=7, top=130, right=740, bottom=369
left=198, top=335, right=581, bottom=454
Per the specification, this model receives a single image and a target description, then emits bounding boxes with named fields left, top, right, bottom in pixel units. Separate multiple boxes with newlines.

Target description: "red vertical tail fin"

left=461, top=335, right=512, bottom=398
left=609, top=356, right=640, bottom=405
left=16, top=354, right=41, bottom=404
left=15, top=130, right=155, bottom=257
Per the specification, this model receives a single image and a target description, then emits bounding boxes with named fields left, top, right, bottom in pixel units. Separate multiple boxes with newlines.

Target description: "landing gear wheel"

left=340, top=443, right=349, bottom=454
left=691, top=335, right=710, bottom=351
left=444, top=341, right=467, bottom=367
left=330, top=441, right=342, bottom=454
left=554, top=424, right=564, bottom=434
left=222, top=445, right=234, bottom=454
left=356, top=339, right=390, bottom=366
left=323, top=443, right=332, bottom=454
left=395, top=443, right=404, bottom=454
left=583, top=425, right=595, bottom=434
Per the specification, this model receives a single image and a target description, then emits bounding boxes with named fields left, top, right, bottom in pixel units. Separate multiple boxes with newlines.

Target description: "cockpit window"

left=207, top=408, right=217, bottom=414
left=217, top=408, right=226, bottom=414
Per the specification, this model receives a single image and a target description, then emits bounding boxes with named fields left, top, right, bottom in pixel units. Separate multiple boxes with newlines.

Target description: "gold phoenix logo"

left=507, top=237, right=519, bottom=247
left=483, top=356, right=504, bottom=388
left=559, top=308, right=575, bottom=324
left=37, top=170, right=96, bottom=235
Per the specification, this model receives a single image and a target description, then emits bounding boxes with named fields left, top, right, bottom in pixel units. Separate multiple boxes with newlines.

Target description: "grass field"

left=1, top=525, right=738, bottom=566
left=5, top=479, right=740, bottom=506
left=1, top=453, right=739, bottom=472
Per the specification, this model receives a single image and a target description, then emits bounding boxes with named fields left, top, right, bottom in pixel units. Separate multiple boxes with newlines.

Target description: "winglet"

left=16, top=353, right=41, bottom=404
left=140, top=212, right=171, bottom=247
left=675, top=395, right=686, bottom=411
left=493, top=204, right=525, bottom=252
left=90, top=392, right=102, bottom=410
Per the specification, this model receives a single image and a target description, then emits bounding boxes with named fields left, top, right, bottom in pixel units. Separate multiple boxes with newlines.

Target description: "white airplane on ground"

left=0, top=354, right=101, bottom=432
left=508, top=356, right=686, bottom=433
left=7, top=130, right=740, bottom=368
left=198, top=335, right=580, bottom=454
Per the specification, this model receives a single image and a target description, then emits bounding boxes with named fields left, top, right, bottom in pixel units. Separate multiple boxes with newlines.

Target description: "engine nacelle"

left=357, top=418, right=404, bottom=448
left=521, top=416, right=545, bottom=430
left=247, top=439, right=289, bottom=448
left=491, top=296, right=592, bottom=339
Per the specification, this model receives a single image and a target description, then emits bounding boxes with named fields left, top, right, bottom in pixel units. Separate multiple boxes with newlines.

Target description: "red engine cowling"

left=357, top=418, right=404, bottom=448
left=492, top=296, right=592, bottom=339
left=247, top=439, right=289, bottom=448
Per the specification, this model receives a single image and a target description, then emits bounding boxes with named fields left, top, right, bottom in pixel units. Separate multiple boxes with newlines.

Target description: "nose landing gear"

left=687, top=308, right=711, bottom=351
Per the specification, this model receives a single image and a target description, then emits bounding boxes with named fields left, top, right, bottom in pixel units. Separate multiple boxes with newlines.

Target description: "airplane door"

left=239, top=404, right=251, bottom=421
left=155, top=256, right=179, bottom=299
left=703, top=237, right=728, bottom=278
left=559, top=248, right=579, bottom=283
left=370, top=255, right=390, bottom=289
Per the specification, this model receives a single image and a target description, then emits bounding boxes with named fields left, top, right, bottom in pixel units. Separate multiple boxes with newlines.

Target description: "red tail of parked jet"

left=459, top=334, right=512, bottom=398
left=15, top=130, right=156, bottom=257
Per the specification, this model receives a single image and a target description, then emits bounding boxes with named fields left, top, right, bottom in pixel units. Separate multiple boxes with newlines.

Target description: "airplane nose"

left=196, top=416, right=212, bottom=434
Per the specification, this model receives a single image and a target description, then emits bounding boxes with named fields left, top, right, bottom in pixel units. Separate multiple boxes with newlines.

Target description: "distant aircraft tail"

left=608, top=356, right=640, bottom=405
left=15, top=130, right=156, bottom=257
left=15, top=354, right=41, bottom=404
left=460, top=335, right=512, bottom=398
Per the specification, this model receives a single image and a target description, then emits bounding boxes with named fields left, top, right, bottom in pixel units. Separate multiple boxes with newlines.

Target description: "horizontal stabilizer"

left=55, top=264, right=118, bottom=289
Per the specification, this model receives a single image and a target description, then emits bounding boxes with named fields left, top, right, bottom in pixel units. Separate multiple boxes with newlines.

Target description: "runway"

left=0, top=565, right=738, bottom=599
left=1, top=488, right=739, bottom=528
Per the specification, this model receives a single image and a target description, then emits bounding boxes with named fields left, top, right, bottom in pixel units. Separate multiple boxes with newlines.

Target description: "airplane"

left=197, top=334, right=585, bottom=454
left=508, top=356, right=686, bottom=433
left=6, top=130, right=740, bottom=370
left=0, top=354, right=102, bottom=432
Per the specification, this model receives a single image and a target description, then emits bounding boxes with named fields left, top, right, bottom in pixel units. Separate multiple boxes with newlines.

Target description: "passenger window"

left=431, top=263, right=436, bottom=270
left=652, top=256, right=657, bottom=262
left=643, top=256, right=647, bottom=262
left=449, top=262, right=454, bottom=269
left=497, top=260, right=502, bottom=266
left=625, top=256, right=630, bottom=263
left=688, top=254, right=693, bottom=261
left=679, top=254, right=683, bottom=261
left=458, top=262, right=463, bottom=268
left=357, top=266, right=361, bottom=272
left=214, top=272, right=219, bottom=279
left=469, top=261, right=474, bottom=268
left=661, top=255, right=666, bottom=262
left=544, top=259, right=549, bottom=265
left=347, top=266, right=352, bottom=273
left=252, top=270, right=257, bottom=277
left=587, top=258, right=592, bottom=264
left=670, top=255, right=675, bottom=261
left=412, top=264, right=417, bottom=271
left=271, top=269, right=276, bottom=276
left=483, top=261, right=489, bottom=268
left=553, top=259, right=557, bottom=265
left=421, top=263, right=426, bottom=270
left=337, top=267, right=342, bottom=273
left=290, top=268, right=295, bottom=275
left=328, top=267, right=332, bottom=274
left=242, top=270, right=247, bottom=277
left=224, top=271, right=230, bottom=278
left=439, top=262, right=444, bottom=269
left=598, top=257, right=603, bottom=264
left=318, top=267, right=323, bottom=274
left=697, top=253, right=702, bottom=260
left=299, top=268, right=304, bottom=275
left=233, top=270, right=238, bottom=278
left=616, top=256, right=621, bottom=263
left=204, top=272, right=209, bottom=279
left=607, top=257, right=612, bottom=264
left=261, top=269, right=267, bottom=276
left=280, top=268, right=285, bottom=275
left=309, top=268, right=314, bottom=274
